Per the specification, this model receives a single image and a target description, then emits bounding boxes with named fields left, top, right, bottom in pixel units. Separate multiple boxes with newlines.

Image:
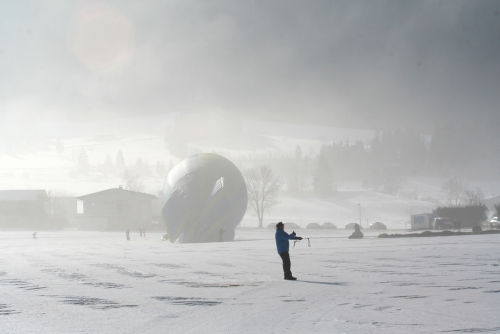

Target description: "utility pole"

left=357, top=203, right=361, bottom=227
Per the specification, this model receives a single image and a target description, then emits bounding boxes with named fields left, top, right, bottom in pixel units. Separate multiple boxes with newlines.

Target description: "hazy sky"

left=1, top=0, right=499, bottom=130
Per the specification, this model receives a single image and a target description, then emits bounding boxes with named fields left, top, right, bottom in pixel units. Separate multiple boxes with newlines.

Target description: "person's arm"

left=289, top=231, right=303, bottom=240
left=277, top=230, right=294, bottom=241
left=285, top=231, right=298, bottom=240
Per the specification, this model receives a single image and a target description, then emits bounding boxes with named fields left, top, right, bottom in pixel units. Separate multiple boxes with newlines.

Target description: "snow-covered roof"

left=0, top=190, right=48, bottom=201
left=77, top=188, right=157, bottom=200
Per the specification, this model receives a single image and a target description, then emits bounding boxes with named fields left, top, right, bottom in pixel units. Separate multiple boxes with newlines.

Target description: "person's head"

left=276, top=222, right=284, bottom=230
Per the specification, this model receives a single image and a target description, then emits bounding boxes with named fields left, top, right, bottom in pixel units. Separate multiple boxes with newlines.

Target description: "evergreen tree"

left=78, top=148, right=90, bottom=173
left=100, top=154, right=114, bottom=176
left=294, top=145, right=302, bottom=160
left=116, top=150, right=126, bottom=172
left=156, top=160, right=166, bottom=176
left=313, top=154, right=335, bottom=198
left=135, top=158, right=145, bottom=176
left=144, top=158, right=151, bottom=176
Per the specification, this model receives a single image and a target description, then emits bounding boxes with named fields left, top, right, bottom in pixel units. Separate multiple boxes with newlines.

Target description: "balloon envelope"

left=161, top=154, right=247, bottom=243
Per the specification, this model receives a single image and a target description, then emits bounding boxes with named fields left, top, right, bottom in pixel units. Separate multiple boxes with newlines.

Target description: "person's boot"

left=285, top=276, right=297, bottom=280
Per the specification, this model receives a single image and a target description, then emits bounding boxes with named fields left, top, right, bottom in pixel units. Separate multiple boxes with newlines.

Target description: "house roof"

left=77, top=188, right=157, bottom=200
left=481, top=194, right=500, bottom=207
left=0, top=190, right=49, bottom=201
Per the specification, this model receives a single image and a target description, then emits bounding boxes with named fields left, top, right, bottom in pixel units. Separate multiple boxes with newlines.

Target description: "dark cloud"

left=1, top=0, right=499, bottom=129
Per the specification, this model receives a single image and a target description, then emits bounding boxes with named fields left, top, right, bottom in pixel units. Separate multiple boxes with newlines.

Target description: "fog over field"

left=1, top=1, right=500, bottom=333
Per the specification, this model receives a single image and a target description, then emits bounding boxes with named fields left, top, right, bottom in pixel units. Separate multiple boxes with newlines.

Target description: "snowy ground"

left=1, top=228, right=499, bottom=334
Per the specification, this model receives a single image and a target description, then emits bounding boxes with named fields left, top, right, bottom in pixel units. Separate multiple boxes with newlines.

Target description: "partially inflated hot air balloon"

left=162, top=154, right=247, bottom=243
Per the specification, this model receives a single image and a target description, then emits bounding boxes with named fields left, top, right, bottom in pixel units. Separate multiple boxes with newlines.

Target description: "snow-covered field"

left=1, top=228, right=499, bottom=333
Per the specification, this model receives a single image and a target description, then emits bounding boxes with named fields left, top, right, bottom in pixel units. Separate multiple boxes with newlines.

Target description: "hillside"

left=1, top=114, right=498, bottom=227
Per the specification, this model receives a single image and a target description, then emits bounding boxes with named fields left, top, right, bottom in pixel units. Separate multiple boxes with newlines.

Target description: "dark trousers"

left=279, top=252, right=292, bottom=278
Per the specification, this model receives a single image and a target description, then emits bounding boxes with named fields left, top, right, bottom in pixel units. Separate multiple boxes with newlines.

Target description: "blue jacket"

left=275, top=229, right=297, bottom=254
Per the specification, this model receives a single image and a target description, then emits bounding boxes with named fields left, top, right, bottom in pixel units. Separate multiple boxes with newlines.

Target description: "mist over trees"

left=45, top=116, right=496, bottom=210
left=1, top=0, right=500, bottom=238
left=313, top=154, right=336, bottom=198
left=213, top=122, right=495, bottom=207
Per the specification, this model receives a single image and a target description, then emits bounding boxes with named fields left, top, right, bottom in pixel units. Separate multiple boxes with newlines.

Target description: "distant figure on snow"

left=348, top=223, right=364, bottom=239
left=275, top=222, right=301, bottom=280
left=140, top=228, right=143, bottom=237
left=163, top=234, right=168, bottom=241
left=453, top=220, right=462, bottom=231
left=33, top=232, right=37, bottom=239
left=219, top=227, right=224, bottom=242
left=126, top=229, right=130, bottom=241
left=143, top=228, right=146, bottom=237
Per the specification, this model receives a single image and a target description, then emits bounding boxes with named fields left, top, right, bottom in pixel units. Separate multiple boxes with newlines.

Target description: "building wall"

left=0, top=200, right=49, bottom=229
left=79, top=190, right=154, bottom=230
left=77, top=216, right=109, bottom=230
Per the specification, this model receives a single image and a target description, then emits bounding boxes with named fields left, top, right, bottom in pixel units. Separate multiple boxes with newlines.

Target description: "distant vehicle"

left=443, top=221, right=453, bottom=230
left=410, top=213, right=437, bottom=230
left=490, top=217, right=500, bottom=229
left=267, top=223, right=277, bottom=229
left=322, top=222, right=337, bottom=229
left=284, top=222, right=301, bottom=229
left=345, top=222, right=361, bottom=230
left=369, top=222, right=387, bottom=230
left=433, top=217, right=453, bottom=230
left=306, top=223, right=322, bottom=229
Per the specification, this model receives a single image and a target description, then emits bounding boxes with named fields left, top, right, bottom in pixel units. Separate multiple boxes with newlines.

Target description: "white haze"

left=1, top=1, right=500, bottom=127
left=1, top=2, right=500, bottom=332
left=0, top=0, right=499, bottom=220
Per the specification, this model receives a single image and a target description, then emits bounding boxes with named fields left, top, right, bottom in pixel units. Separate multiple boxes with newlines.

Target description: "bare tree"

left=441, top=177, right=468, bottom=207
left=122, top=170, right=145, bottom=192
left=244, top=164, right=282, bottom=228
left=463, top=186, right=484, bottom=206
left=47, top=189, right=72, bottom=229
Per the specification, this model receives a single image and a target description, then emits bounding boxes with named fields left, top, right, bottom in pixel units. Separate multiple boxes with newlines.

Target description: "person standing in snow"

left=126, top=229, right=130, bottom=241
left=348, top=223, right=364, bottom=239
left=219, top=227, right=224, bottom=242
left=275, top=222, right=302, bottom=280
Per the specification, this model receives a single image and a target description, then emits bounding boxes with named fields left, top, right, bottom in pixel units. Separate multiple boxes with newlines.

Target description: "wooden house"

left=76, top=187, right=157, bottom=230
